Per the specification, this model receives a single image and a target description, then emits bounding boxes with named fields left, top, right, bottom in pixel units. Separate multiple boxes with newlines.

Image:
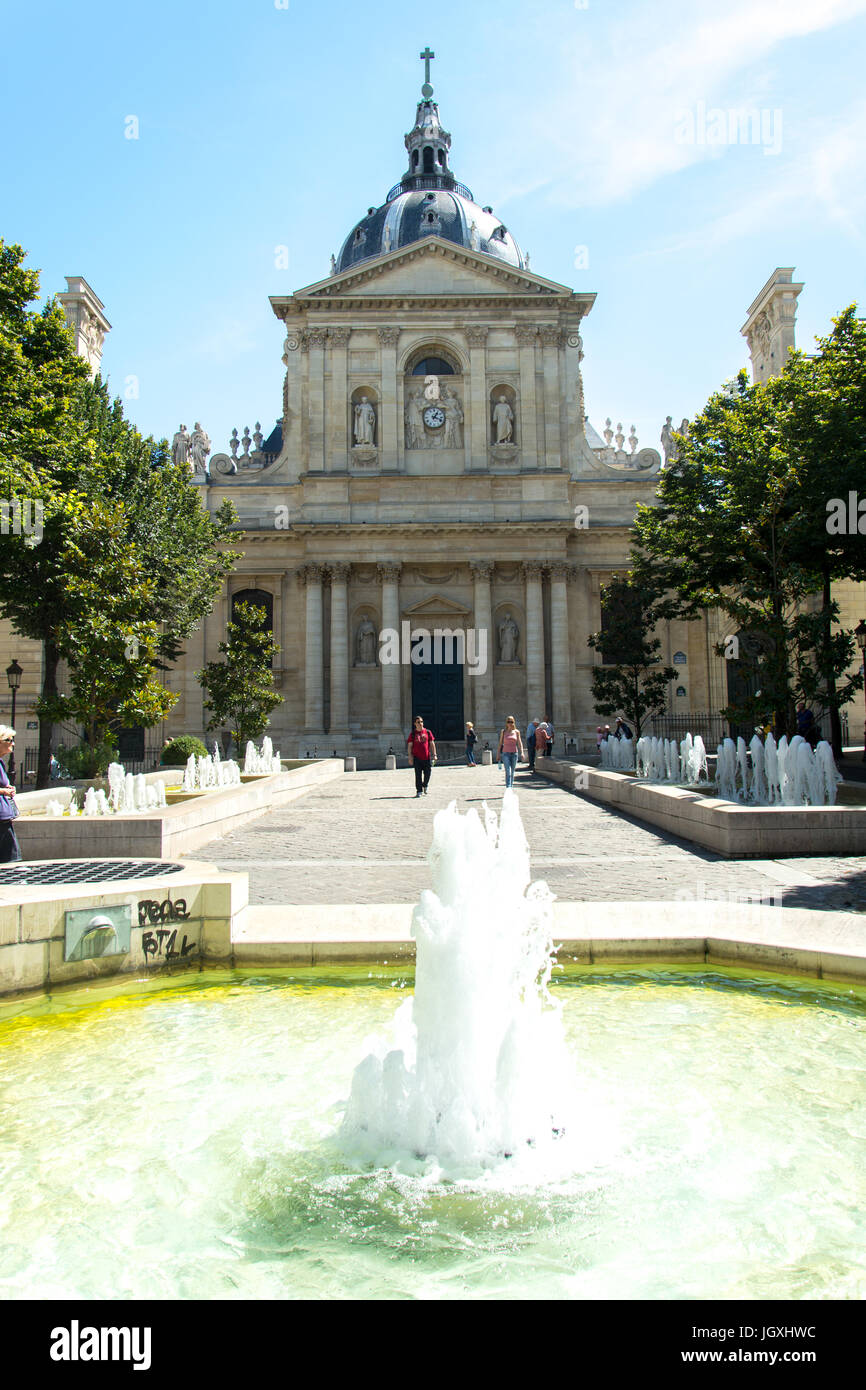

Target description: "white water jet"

left=817, top=742, right=843, bottom=805
left=244, top=737, right=282, bottom=775
left=748, top=735, right=767, bottom=805
left=339, top=791, right=574, bottom=1175
left=715, top=738, right=738, bottom=801
left=764, top=734, right=779, bottom=805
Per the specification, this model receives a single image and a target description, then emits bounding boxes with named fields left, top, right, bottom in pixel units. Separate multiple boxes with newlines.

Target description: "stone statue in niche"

left=355, top=617, right=377, bottom=666
left=405, top=388, right=425, bottom=449
left=189, top=422, right=211, bottom=476
left=442, top=386, right=464, bottom=447
left=492, top=396, right=514, bottom=444
left=498, top=612, right=520, bottom=664
left=353, top=397, right=376, bottom=446
left=172, top=424, right=190, bottom=468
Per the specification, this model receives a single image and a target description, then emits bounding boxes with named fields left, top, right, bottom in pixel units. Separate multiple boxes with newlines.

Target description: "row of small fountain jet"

left=600, top=731, right=842, bottom=806
left=43, top=739, right=283, bottom=816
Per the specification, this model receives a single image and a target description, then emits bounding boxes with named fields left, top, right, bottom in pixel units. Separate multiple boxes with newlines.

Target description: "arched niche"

left=349, top=386, right=378, bottom=450
left=492, top=602, right=524, bottom=666
left=402, top=346, right=465, bottom=452
left=490, top=384, right=518, bottom=446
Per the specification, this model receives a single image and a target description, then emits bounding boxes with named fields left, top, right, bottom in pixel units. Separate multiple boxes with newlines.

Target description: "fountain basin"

left=1, top=963, right=864, bottom=1301
left=537, top=760, right=866, bottom=857
left=14, top=760, right=344, bottom=860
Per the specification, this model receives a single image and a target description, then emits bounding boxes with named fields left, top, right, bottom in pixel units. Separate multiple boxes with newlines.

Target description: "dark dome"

left=334, top=87, right=526, bottom=274
left=336, top=189, right=525, bottom=273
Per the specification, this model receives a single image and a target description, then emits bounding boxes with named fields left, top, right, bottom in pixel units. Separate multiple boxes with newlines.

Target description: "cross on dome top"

left=419, top=46, right=435, bottom=98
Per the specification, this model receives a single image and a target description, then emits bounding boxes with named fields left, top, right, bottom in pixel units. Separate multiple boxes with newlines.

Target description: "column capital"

left=329, top=561, right=351, bottom=582
left=329, top=326, right=351, bottom=346
left=377, top=327, right=400, bottom=347
left=376, top=560, right=402, bottom=584
left=303, top=326, right=328, bottom=350
left=464, top=324, right=489, bottom=348
left=296, top=562, right=324, bottom=586
left=522, top=560, right=544, bottom=581
left=469, top=559, right=494, bottom=581
left=549, top=560, right=576, bottom=582
left=539, top=325, right=560, bottom=347
left=515, top=325, right=538, bottom=346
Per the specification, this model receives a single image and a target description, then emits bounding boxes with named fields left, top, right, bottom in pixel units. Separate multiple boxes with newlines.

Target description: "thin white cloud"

left=508, top=0, right=866, bottom=207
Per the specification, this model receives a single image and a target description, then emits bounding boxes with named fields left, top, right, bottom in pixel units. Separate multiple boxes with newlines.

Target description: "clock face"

left=423, top=405, right=445, bottom=429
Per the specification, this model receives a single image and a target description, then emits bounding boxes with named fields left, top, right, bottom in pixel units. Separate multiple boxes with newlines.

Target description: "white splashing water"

left=339, top=791, right=575, bottom=1177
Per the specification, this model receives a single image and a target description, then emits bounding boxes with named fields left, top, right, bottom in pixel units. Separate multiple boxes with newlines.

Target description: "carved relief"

left=464, top=324, right=489, bottom=348
left=376, top=561, right=402, bottom=584
left=405, top=383, right=464, bottom=449
left=377, top=327, right=400, bottom=347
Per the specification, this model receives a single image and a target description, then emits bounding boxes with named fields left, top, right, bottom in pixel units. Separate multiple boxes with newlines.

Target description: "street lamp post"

left=5, top=659, right=22, bottom=785
left=854, top=620, right=866, bottom=763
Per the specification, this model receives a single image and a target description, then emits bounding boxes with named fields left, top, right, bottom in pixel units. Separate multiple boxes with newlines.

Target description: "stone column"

left=377, top=560, right=402, bottom=742
left=329, top=327, right=351, bottom=471
left=328, top=562, right=351, bottom=743
left=305, top=327, right=327, bottom=472
left=523, top=560, right=545, bottom=718
left=549, top=561, right=573, bottom=733
left=469, top=559, right=495, bottom=733
left=298, top=563, right=325, bottom=739
left=378, top=328, right=400, bottom=471
left=540, top=326, right=562, bottom=470
left=465, top=324, right=489, bottom=469
left=516, top=325, right=539, bottom=467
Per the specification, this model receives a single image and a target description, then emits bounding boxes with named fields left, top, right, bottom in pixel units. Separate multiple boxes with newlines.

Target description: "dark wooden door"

left=410, top=649, right=464, bottom=742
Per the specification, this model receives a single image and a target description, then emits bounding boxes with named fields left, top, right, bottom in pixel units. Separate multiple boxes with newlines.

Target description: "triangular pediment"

left=290, top=239, right=577, bottom=301
left=403, top=593, right=472, bottom=618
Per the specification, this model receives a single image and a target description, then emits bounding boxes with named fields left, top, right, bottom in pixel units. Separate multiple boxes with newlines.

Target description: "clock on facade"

left=423, top=404, right=445, bottom=429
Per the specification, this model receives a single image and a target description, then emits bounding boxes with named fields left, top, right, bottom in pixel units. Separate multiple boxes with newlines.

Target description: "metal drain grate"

left=0, top=861, right=185, bottom=886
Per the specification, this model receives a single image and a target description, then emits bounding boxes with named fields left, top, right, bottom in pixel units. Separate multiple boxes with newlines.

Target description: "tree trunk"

left=822, top=563, right=843, bottom=759
left=36, top=638, right=60, bottom=790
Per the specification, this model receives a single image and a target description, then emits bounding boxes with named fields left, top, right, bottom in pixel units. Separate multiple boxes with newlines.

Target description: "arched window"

left=411, top=356, right=455, bottom=376
left=423, top=146, right=434, bottom=173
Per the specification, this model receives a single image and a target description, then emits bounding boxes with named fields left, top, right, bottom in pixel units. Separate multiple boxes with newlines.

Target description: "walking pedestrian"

left=525, top=718, right=538, bottom=770
left=543, top=719, right=555, bottom=755
left=614, top=716, right=633, bottom=740
left=534, top=719, right=550, bottom=759
left=0, top=727, right=21, bottom=864
left=407, top=716, right=437, bottom=797
left=465, top=722, right=478, bottom=766
left=497, top=715, right=526, bottom=790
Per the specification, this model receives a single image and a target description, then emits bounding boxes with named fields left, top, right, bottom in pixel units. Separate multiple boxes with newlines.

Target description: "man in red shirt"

left=407, top=715, right=437, bottom=797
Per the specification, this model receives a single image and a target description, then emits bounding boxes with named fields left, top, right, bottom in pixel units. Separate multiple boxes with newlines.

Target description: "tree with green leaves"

left=586, top=574, right=680, bottom=739
left=198, top=602, right=282, bottom=751
left=0, top=242, right=243, bottom=784
left=631, top=313, right=866, bottom=743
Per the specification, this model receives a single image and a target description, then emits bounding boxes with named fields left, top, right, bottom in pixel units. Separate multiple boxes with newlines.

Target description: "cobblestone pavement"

left=209, top=762, right=866, bottom=911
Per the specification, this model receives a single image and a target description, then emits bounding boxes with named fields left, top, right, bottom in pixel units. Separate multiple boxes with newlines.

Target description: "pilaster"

left=298, top=563, right=325, bottom=735
left=464, top=324, right=489, bottom=470
left=469, top=559, right=494, bottom=731
left=523, top=560, right=546, bottom=717
left=378, top=328, right=400, bottom=471
left=377, top=560, right=403, bottom=739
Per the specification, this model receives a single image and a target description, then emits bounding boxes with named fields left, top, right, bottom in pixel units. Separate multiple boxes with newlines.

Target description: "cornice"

left=270, top=239, right=596, bottom=319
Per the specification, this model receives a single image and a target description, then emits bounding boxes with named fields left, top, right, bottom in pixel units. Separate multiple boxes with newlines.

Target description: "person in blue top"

left=0, top=727, right=21, bottom=863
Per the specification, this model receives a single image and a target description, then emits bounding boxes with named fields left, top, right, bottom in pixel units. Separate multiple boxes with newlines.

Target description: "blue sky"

left=2, top=0, right=864, bottom=458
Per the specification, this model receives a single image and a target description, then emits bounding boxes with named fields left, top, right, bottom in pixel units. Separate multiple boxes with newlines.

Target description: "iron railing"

left=385, top=177, right=475, bottom=203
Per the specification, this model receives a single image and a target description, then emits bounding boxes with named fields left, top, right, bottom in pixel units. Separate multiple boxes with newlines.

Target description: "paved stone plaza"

left=212, top=762, right=866, bottom=912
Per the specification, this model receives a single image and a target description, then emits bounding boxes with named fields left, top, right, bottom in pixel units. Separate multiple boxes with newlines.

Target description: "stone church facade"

left=169, top=80, right=702, bottom=758
left=2, top=76, right=862, bottom=766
